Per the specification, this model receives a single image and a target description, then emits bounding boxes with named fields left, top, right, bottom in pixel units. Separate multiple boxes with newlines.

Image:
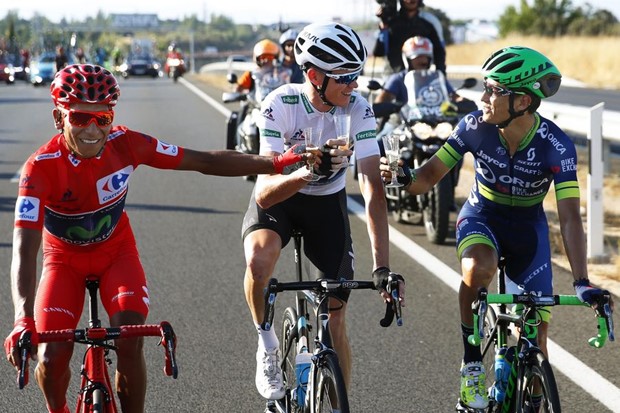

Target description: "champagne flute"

left=303, top=127, right=321, bottom=182
left=382, top=134, right=403, bottom=188
left=334, top=113, right=351, bottom=150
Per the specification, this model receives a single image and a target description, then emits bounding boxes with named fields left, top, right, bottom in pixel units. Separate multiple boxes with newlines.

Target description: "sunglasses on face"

left=482, top=81, right=525, bottom=97
left=61, top=108, right=115, bottom=127
left=324, top=70, right=361, bottom=85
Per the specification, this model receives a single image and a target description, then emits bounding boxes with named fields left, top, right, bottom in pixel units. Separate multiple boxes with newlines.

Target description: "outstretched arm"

left=176, top=148, right=303, bottom=176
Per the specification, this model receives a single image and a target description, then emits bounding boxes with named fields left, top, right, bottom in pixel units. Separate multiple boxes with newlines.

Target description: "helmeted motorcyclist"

left=235, top=39, right=284, bottom=95
left=278, top=29, right=304, bottom=83
left=165, top=42, right=186, bottom=78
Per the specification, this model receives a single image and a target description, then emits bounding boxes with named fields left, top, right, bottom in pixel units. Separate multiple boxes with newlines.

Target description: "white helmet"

left=279, top=29, right=299, bottom=47
left=294, top=22, right=367, bottom=72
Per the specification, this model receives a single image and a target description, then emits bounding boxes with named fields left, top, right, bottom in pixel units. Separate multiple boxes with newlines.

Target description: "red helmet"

left=51, top=64, right=120, bottom=108
left=402, top=36, right=433, bottom=61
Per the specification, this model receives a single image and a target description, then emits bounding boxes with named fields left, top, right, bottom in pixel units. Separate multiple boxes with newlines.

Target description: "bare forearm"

left=179, top=149, right=276, bottom=176
left=366, top=195, right=390, bottom=269
left=11, top=229, right=41, bottom=319
left=561, top=219, right=588, bottom=280
left=255, top=168, right=309, bottom=209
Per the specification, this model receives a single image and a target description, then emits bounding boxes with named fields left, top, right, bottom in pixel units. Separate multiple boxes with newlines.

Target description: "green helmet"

left=481, top=46, right=562, bottom=99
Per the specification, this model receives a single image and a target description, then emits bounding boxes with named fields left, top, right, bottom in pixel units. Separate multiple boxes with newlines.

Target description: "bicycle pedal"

left=264, top=400, right=277, bottom=413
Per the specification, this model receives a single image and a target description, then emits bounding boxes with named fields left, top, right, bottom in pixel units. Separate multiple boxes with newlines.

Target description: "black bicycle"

left=456, top=261, right=614, bottom=413
left=263, top=230, right=403, bottom=413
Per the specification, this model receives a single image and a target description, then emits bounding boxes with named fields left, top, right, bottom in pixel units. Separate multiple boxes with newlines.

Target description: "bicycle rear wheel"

left=516, top=350, right=561, bottom=413
left=312, top=353, right=349, bottom=413
left=281, top=307, right=302, bottom=412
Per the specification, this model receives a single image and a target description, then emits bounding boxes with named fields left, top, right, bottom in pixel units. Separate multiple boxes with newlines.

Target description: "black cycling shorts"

left=242, top=188, right=355, bottom=301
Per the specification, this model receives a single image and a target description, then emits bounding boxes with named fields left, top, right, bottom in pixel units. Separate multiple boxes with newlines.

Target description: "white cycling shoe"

left=255, top=346, right=285, bottom=400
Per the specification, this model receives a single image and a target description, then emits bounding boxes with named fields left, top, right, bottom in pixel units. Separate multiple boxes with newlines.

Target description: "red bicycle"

left=15, top=277, right=178, bottom=413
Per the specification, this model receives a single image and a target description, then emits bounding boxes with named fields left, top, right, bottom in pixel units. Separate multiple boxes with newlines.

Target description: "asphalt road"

left=0, top=77, right=618, bottom=412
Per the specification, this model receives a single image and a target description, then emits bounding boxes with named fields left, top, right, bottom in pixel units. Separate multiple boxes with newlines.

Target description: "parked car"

left=29, top=52, right=56, bottom=86
left=29, top=51, right=79, bottom=86
left=0, top=53, right=15, bottom=84
left=8, top=53, right=29, bottom=81
left=119, top=53, right=161, bottom=78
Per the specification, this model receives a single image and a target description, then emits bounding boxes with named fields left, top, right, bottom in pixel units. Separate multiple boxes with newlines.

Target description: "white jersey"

left=257, top=83, right=379, bottom=196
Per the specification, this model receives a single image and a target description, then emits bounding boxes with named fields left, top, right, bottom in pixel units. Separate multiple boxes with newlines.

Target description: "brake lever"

left=380, top=274, right=403, bottom=327
left=17, top=331, right=32, bottom=389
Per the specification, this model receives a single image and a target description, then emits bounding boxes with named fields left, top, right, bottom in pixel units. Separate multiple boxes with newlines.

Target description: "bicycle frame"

left=17, top=277, right=178, bottom=413
left=469, top=270, right=614, bottom=412
left=264, top=230, right=402, bottom=413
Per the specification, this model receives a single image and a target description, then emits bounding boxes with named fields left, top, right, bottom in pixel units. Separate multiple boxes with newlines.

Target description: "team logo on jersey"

left=281, top=95, right=299, bottom=104
left=262, top=106, right=275, bottom=121
left=68, top=153, right=81, bottom=167
left=97, top=166, right=133, bottom=204
left=464, top=113, right=481, bottom=131
left=261, top=129, right=281, bottom=138
left=156, top=140, right=178, bottom=156
left=15, top=196, right=40, bottom=222
left=527, top=148, right=536, bottom=161
left=35, top=150, right=61, bottom=161
left=363, top=106, right=374, bottom=120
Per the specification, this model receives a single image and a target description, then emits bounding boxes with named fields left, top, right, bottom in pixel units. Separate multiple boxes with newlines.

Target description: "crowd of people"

left=3, top=5, right=614, bottom=413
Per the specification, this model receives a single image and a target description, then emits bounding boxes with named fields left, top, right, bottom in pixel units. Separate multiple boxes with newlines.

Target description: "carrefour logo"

left=15, top=196, right=40, bottom=222
left=156, top=140, right=179, bottom=156
left=97, top=166, right=133, bottom=204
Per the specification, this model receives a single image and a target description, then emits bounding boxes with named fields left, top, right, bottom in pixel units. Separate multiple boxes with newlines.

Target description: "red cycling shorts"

left=34, top=228, right=150, bottom=331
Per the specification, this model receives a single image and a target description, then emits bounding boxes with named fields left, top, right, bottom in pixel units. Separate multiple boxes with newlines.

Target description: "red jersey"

left=14, top=126, right=184, bottom=248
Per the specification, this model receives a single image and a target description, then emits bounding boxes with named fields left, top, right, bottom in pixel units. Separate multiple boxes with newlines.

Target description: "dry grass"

left=446, top=35, right=620, bottom=90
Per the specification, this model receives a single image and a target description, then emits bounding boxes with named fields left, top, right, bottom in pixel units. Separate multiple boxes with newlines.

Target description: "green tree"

left=498, top=0, right=619, bottom=37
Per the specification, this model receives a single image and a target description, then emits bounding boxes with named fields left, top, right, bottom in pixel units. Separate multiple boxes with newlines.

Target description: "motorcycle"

left=165, top=53, right=186, bottom=82
left=222, top=64, right=292, bottom=178
left=370, top=72, right=477, bottom=244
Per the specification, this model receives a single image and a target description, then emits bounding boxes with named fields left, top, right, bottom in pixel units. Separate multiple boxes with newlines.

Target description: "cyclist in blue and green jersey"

left=380, top=46, right=611, bottom=411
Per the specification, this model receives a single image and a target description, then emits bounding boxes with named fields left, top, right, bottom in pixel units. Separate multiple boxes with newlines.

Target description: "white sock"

left=256, top=323, right=279, bottom=349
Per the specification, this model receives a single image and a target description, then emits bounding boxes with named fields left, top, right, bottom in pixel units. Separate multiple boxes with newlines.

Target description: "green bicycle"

left=457, top=272, right=614, bottom=413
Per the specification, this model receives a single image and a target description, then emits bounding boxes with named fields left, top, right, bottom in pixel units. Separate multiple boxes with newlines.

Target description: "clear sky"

left=3, top=0, right=620, bottom=25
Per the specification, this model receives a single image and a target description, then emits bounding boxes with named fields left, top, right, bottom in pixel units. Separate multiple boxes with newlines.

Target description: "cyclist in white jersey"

left=241, top=22, right=404, bottom=401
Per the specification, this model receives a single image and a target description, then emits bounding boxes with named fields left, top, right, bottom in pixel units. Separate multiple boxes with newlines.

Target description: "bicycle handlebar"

left=261, top=278, right=403, bottom=331
left=16, top=322, right=178, bottom=389
left=469, top=288, right=615, bottom=348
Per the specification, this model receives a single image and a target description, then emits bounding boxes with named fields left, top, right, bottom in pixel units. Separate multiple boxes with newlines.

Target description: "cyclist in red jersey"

left=3, top=63, right=306, bottom=413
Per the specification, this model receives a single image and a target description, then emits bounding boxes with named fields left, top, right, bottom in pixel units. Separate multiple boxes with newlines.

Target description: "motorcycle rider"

left=278, top=29, right=304, bottom=84
left=374, top=36, right=474, bottom=192
left=374, top=36, right=473, bottom=112
left=165, top=42, right=186, bottom=78
left=233, top=39, right=292, bottom=159
left=379, top=46, right=613, bottom=410
left=235, top=39, right=289, bottom=96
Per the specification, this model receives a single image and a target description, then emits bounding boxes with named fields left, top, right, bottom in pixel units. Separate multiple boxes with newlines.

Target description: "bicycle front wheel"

left=281, top=307, right=302, bottom=412
left=312, top=353, right=349, bottom=413
left=517, top=350, right=561, bottom=413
